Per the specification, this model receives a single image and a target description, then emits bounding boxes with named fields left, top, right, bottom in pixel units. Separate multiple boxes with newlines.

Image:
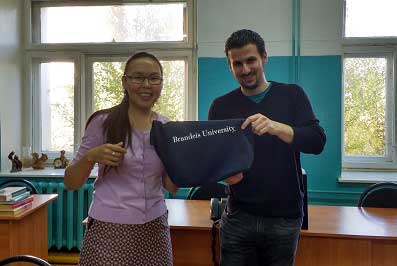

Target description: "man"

left=208, top=29, right=326, bottom=266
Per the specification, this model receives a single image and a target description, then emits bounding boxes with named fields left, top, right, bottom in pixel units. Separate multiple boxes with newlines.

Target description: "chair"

left=0, top=178, right=39, bottom=194
left=0, top=255, right=51, bottom=266
left=186, top=182, right=227, bottom=200
left=358, top=182, right=397, bottom=208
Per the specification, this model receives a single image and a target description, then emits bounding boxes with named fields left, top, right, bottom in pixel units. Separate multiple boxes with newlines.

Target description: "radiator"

left=37, top=181, right=94, bottom=250
left=0, top=177, right=185, bottom=251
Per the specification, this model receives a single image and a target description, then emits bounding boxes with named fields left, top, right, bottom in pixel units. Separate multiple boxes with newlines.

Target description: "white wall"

left=301, top=0, right=342, bottom=56
left=0, top=0, right=23, bottom=171
left=197, top=0, right=342, bottom=57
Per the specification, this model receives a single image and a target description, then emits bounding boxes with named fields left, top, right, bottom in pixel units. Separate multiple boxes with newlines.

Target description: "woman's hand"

left=224, top=173, right=243, bottom=185
left=86, top=142, right=127, bottom=166
left=163, top=175, right=179, bottom=194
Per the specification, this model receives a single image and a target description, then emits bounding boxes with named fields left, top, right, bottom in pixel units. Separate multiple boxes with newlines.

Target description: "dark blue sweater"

left=208, top=82, right=326, bottom=218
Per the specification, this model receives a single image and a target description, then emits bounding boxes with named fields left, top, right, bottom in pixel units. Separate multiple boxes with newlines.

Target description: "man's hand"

left=241, top=114, right=294, bottom=144
left=225, top=173, right=244, bottom=185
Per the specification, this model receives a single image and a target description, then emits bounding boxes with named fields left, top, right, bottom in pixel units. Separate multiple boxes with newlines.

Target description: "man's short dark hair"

left=224, top=29, right=266, bottom=57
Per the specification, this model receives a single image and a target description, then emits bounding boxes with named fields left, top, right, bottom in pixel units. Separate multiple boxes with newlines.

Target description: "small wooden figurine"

left=53, top=150, right=69, bottom=169
left=8, top=151, right=22, bottom=172
left=31, top=152, right=48, bottom=170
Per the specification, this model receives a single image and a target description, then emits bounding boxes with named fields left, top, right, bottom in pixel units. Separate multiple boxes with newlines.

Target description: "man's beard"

left=240, top=78, right=259, bottom=90
left=238, top=72, right=259, bottom=90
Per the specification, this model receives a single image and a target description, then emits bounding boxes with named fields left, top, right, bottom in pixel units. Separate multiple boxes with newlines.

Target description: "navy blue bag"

left=150, top=119, right=254, bottom=187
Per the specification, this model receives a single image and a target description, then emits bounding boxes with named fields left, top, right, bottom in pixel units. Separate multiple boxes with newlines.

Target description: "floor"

left=49, top=251, right=79, bottom=266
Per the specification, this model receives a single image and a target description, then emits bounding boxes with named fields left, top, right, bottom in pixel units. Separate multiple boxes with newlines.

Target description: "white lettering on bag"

left=172, top=126, right=237, bottom=143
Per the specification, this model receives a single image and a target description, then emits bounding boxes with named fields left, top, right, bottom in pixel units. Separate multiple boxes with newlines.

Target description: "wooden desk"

left=167, top=199, right=217, bottom=266
left=297, top=205, right=397, bottom=266
left=0, top=194, right=58, bottom=261
left=166, top=200, right=397, bottom=266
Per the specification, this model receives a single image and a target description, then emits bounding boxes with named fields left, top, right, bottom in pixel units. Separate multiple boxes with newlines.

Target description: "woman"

left=64, top=52, right=178, bottom=266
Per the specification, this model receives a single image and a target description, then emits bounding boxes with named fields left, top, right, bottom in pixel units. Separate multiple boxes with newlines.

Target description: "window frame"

left=28, top=0, right=194, bottom=48
left=342, top=0, right=397, bottom=44
left=84, top=50, right=195, bottom=123
left=24, top=0, right=197, bottom=159
left=27, top=51, right=82, bottom=159
left=341, top=0, right=397, bottom=173
left=342, top=48, right=396, bottom=170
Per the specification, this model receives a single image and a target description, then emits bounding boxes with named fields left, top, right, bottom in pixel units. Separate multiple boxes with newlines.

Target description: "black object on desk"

left=358, top=182, right=397, bottom=208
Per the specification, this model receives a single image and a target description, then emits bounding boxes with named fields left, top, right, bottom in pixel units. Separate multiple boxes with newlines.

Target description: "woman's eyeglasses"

left=123, top=75, right=163, bottom=85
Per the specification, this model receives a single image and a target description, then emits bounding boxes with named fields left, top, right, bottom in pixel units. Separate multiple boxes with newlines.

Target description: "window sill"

left=339, top=170, right=397, bottom=184
left=0, top=167, right=98, bottom=179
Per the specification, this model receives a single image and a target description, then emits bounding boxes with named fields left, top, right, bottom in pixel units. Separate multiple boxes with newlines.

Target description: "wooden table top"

left=0, top=194, right=58, bottom=221
left=166, top=199, right=397, bottom=239
left=302, top=205, right=397, bottom=239
left=166, top=199, right=213, bottom=230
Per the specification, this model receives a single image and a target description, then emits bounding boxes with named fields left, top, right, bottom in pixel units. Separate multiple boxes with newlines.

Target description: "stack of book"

left=0, top=187, right=34, bottom=217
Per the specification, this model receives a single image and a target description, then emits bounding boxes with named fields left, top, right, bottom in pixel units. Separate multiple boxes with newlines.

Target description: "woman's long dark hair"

left=85, top=52, right=163, bottom=171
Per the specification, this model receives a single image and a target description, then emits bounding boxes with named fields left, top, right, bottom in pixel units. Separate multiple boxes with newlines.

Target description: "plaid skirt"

left=79, top=212, right=173, bottom=266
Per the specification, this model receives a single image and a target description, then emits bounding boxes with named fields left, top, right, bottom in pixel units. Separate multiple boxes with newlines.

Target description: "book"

left=0, top=196, right=34, bottom=210
left=0, top=187, right=27, bottom=201
left=0, top=191, right=31, bottom=204
left=0, top=202, right=33, bottom=216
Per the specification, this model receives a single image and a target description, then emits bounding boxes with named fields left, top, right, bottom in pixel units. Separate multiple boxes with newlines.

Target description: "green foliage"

left=93, top=60, right=184, bottom=121
left=93, top=62, right=124, bottom=111
left=153, top=61, right=184, bottom=121
left=94, top=6, right=185, bottom=119
left=344, top=57, right=386, bottom=156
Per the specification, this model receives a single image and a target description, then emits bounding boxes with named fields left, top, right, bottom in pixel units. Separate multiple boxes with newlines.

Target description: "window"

left=33, top=4, right=186, bottom=43
left=344, top=0, right=397, bottom=38
left=39, top=61, right=75, bottom=153
left=342, top=0, right=397, bottom=172
left=89, top=56, right=186, bottom=121
left=342, top=51, right=395, bottom=168
left=25, top=0, right=196, bottom=159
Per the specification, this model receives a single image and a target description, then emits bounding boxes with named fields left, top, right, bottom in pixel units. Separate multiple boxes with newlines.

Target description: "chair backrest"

left=187, top=182, right=227, bottom=200
left=0, top=255, right=51, bottom=266
left=0, top=178, right=39, bottom=194
left=358, top=182, right=397, bottom=208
